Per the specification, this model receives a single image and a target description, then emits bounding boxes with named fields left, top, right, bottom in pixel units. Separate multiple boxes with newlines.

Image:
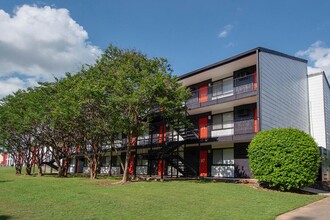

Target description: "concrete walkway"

left=276, top=189, right=330, bottom=220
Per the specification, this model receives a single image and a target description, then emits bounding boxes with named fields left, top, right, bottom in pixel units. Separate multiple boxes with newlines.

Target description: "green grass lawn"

left=0, top=167, right=324, bottom=220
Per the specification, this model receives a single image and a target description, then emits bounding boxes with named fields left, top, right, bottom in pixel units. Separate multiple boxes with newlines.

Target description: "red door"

left=200, top=150, right=208, bottom=177
left=254, top=107, right=258, bottom=133
left=199, top=117, right=208, bottom=139
left=130, top=137, right=136, bottom=147
left=198, top=85, right=208, bottom=103
left=253, top=70, right=257, bottom=90
left=129, top=155, right=135, bottom=174
left=158, top=125, right=166, bottom=143
left=157, top=160, right=166, bottom=175
left=2, top=153, right=7, bottom=165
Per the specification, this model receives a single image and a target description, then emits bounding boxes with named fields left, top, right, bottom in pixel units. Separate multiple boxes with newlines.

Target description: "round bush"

left=248, top=128, right=320, bottom=191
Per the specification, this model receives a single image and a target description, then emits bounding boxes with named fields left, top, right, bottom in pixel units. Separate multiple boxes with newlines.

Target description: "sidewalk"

left=276, top=188, right=330, bottom=220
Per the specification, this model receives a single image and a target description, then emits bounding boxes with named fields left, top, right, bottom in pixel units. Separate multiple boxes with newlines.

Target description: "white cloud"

left=218, top=25, right=233, bottom=38
left=0, top=77, right=38, bottom=98
left=0, top=5, right=102, bottom=97
left=296, top=41, right=330, bottom=76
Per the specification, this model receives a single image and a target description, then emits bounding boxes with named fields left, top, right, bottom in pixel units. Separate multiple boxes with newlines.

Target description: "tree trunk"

left=26, top=164, right=32, bottom=175
left=63, top=159, right=68, bottom=177
left=58, top=166, right=63, bottom=177
left=89, top=156, right=98, bottom=180
left=57, top=159, right=68, bottom=177
left=15, top=164, right=22, bottom=175
left=37, top=165, right=43, bottom=176
left=122, top=148, right=131, bottom=183
left=13, top=153, right=23, bottom=175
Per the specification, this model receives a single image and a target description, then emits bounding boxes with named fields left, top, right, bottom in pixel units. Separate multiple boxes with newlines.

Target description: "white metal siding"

left=259, top=52, right=309, bottom=132
left=323, top=75, right=330, bottom=149
left=308, top=74, right=326, bottom=147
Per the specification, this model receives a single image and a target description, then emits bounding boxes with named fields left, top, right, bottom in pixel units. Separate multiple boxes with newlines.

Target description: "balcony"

left=199, top=120, right=255, bottom=142
left=186, top=74, right=257, bottom=110
left=132, top=119, right=256, bottom=147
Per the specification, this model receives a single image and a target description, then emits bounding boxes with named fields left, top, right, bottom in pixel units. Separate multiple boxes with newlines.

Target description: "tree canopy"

left=0, top=45, right=190, bottom=181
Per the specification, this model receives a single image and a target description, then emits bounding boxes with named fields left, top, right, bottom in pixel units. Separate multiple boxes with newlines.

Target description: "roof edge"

left=309, top=71, right=330, bottom=89
left=178, top=47, right=308, bottom=80
left=258, top=47, right=307, bottom=63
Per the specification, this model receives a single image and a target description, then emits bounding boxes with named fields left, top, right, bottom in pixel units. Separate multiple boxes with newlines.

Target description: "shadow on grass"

left=0, top=180, right=13, bottom=183
left=34, top=172, right=123, bottom=181
left=0, top=215, right=12, bottom=220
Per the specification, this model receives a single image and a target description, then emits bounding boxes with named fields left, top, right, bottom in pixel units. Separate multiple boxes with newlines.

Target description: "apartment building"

left=172, top=47, right=309, bottom=178
left=308, top=71, right=330, bottom=150
left=308, top=71, right=330, bottom=181
left=0, top=153, right=4, bottom=166
left=65, top=47, right=311, bottom=178
left=0, top=153, right=14, bottom=166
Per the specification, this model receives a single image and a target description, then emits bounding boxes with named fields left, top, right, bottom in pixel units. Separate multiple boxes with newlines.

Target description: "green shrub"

left=248, top=128, right=320, bottom=191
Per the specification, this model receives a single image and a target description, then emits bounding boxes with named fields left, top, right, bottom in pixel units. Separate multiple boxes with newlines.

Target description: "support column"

left=109, top=148, right=112, bottom=176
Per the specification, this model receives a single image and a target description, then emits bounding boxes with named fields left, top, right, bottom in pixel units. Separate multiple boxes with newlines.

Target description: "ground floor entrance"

left=69, top=142, right=252, bottom=178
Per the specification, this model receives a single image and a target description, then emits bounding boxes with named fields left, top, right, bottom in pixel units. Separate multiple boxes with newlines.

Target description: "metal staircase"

left=41, top=159, right=59, bottom=170
left=152, top=111, right=200, bottom=177
left=165, top=153, right=197, bottom=176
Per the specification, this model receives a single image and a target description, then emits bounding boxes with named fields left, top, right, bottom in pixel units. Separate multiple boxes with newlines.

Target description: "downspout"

left=256, top=49, right=261, bottom=132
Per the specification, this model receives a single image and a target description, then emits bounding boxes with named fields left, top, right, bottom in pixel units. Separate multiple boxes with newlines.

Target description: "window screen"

left=223, top=78, right=233, bottom=94
left=212, top=112, right=233, bottom=130
left=223, top=149, right=234, bottom=164
left=212, top=81, right=223, bottom=97
left=212, top=114, right=223, bottom=130
left=212, top=150, right=223, bottom=164
left=213, top=149, right=234, bottom=165
left=223, top=112, right=234, bottom=129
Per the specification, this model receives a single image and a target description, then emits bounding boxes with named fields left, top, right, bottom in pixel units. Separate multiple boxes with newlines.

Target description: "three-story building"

left=69, top=47, right=311, bottom=179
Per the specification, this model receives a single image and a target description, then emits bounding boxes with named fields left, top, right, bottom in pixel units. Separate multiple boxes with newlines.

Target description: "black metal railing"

left=186, top=74, right=256, bottom=109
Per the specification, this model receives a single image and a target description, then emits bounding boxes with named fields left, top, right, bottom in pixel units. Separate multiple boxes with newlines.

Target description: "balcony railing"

left=132, top=121, right=254, bottom=147
left=107, top=117, right=256, bottom=149
left=186, top=74, right=256, bottom=109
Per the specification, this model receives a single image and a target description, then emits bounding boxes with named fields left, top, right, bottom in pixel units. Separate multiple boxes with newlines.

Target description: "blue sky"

left=0, top=0, right=330, bottom=97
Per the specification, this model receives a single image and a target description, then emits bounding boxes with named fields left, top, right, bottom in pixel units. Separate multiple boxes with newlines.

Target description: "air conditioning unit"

left=319, top=147, right=330, bottom=182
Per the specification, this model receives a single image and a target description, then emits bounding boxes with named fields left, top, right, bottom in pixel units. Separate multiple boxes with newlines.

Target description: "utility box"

left=319, top=147, right=330, bottom=182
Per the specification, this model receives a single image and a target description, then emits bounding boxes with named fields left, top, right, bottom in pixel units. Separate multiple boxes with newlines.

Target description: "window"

left=111, top=156, right=121, bottom=167
left=223, top=78, right=233, bottom=94
left=236, top=108, right=252, bottom=120
left=136, top=155, right=148, bottom=166
left=212, top=81, right=223, bottom=96
left=101, top=157, right=110, bottom=166
left=212, top=77, right=233, bottom=97
left=223, top=149, right=234, bottom=164
left=223, top=112, right=234, bottom=129
left=213, top=150, right=223, bottom=164
left=212, top=149, right=234, bottom=165
left=137, top=159, right=148, bottom=166
left=187, top=88, right=198, bottom=104
left=212, top=112, right=233, bottom=130
left=212, top=114, right=222, bottom=130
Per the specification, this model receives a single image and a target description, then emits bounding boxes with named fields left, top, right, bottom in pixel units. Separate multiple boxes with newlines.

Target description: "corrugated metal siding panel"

left=323, top=75, right=330, bottom=149
left=259, top=52, right=309, bottom=132
left=308, top=74, right=326, bottom=147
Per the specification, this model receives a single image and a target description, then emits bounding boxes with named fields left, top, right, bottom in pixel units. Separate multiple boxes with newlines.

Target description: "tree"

left=0, top=44, right=190, bottom=181
left=96, top=46, right=191, bottom=183
left=70, top=68, right=117, bottom=180
left=39, top=79, right=81, bottom=177
left=0, top=90, right=36, bottom=175
left=248, top=128, right=320, bottom=191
